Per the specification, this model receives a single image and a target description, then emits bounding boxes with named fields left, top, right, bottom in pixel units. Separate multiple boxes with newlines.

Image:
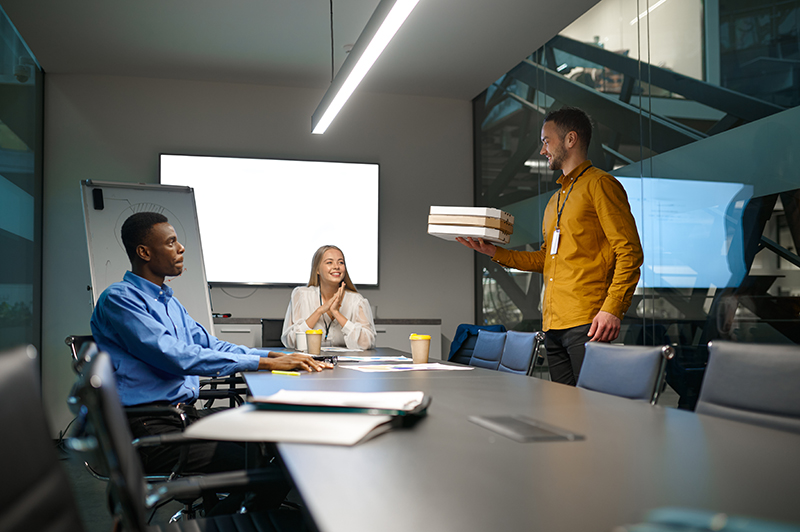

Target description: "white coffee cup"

left=295, top=331, right=307, bottom=352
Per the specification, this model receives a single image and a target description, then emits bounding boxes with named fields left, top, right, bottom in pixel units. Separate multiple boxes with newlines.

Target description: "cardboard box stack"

left=427, top=206, right=514, bottom=244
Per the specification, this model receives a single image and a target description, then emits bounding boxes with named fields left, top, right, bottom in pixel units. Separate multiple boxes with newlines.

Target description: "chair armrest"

left=132, top=432, right=207, bottom=448
left=199, top=388, right=246, bottom=406
left=200, top=375, right=245, bottom=387
left=144, top=467, right=289, bottom=508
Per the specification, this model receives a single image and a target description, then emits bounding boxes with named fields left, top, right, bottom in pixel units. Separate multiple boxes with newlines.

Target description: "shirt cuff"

left=491, top=247, right=510, bottom=264
left=600, top=297, right=627, bottom=320
left=341, top=320, right=355, bottom=336
left=240, top=353, right=263, bottom=371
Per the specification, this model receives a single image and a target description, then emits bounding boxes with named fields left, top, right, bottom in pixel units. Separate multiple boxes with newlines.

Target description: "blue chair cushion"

left=448, top=324, right=506, bottom=364
left=498, top=331, right=537, bottom=374
left=468, top=330, right=506, bottom=370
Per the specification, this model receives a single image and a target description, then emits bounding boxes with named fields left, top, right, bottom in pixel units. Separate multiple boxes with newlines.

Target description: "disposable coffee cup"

left=409, top=333, right=431, bottom=364
left=306, top=329, right=323, bottom=355
left=295, top=331, right=308, bottom=352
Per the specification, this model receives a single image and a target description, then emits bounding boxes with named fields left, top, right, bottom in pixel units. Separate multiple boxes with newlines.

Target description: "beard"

left=548, top=146, right=566, bottom=171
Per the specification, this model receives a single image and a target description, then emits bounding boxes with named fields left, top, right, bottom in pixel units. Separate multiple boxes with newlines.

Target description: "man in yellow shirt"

left=458, top=107, right=643, bottom=385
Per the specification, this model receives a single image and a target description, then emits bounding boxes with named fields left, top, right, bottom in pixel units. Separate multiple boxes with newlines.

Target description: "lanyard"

left=319, top=288, right=332, bottom=340
left=555, top=165, right=592, bottom=228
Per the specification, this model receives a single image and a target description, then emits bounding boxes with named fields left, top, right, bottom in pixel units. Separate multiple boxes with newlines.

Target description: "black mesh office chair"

left=66, top=334, right=246, bottom=408
left=695, top=341, right=800, bottom=434
left=67, top=341, right=192, bottom=482
left=0, top=345, right=86, bottom=532
left=262, top=319, right=285, bottom=348
left=70, top=349, right=306, bottom=531
left=576, top=343, right=675, bottom=404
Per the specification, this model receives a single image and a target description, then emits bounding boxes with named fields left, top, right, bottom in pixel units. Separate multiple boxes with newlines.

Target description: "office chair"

left=468, top=330, right=507, bottom=370
left=576, top=343, right=675, bottom=404
left=262, top=319, right=285, bottom=348
left=66, top=334, right=246, bottom=407
left=0, top=345, right=86, bottom=532
left=497, top=331, right=545, bottom=375
left=70, top=349, right=305, bottom=531
left=447, top=324, right=507, bottom=365
left=695, top=341, right=800, bottom=434
left=67, top=341, right=194, bottom=483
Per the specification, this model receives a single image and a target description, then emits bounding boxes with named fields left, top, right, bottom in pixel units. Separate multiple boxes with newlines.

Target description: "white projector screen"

left=160, top=154, right=379, bottom=286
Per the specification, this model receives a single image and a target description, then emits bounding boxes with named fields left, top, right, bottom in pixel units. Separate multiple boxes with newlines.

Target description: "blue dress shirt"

left=91, top=271, right=262, bottom=406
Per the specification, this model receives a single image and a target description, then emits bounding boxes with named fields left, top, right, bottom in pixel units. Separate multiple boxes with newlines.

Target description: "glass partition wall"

left=473, top=0, right=800, bottom=409
left=0, top=7, right=43, bottom=353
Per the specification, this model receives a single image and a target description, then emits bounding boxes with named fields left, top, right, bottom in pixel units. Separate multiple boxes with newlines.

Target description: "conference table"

left=236, top=348, right=800, bottom=531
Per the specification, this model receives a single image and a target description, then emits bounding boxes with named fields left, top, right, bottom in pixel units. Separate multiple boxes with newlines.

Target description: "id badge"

left=550, top=229, right=560, bottom=255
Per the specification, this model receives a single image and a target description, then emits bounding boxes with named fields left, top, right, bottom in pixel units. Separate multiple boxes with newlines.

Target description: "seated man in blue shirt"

left=91, top=211, right=332, bottom=475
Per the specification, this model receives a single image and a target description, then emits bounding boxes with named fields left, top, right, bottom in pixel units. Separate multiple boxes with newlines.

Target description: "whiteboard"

left=81, top=180, right=214, bottom=334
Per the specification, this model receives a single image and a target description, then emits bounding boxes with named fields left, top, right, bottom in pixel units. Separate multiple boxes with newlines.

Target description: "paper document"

left=321, top=346, right=364, bottom=353
left=338, top=356, right=411, bottom=362
left=252, top=390, right=425, bottom=411
left=342, top=363, right=475, bottom=373
left=184, top=405, right=392, bottom=446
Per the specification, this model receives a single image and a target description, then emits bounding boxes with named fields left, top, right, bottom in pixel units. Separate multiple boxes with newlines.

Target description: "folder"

left=184, top=405, right=395, bottom=446
left=249, top=390, right=432, bottom=417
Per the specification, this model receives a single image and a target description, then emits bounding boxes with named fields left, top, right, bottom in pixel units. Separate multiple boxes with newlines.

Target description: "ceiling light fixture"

left=311, top=0, right=420, bottom=134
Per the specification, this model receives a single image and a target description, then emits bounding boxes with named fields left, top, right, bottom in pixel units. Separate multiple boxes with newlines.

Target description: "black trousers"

left=127, top=406, right=290, bottom=512
left=544, top=324, right=592, bottom=386
left=127, top=406, right=246, bottom=475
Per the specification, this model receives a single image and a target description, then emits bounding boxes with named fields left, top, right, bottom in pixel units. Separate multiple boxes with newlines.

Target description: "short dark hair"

left=121, top=212, right=168, bottom=262
left=544, top=106, right=593, bottom=150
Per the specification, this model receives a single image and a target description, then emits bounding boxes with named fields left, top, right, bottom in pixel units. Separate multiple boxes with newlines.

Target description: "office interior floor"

left=60, top=381, right=681, bottom=531
left=60, top=447, right=184, bottom=531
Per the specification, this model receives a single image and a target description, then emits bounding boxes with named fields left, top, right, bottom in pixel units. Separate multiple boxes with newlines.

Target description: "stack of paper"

left=427, top=206, right=514, bottom=244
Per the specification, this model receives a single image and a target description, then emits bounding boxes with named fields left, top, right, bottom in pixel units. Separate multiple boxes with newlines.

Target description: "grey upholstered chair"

left=576, top=343, right=675, bottom=404
left=468, top=330, right=507, bottom=370
left=695, top=340, right=800, bottom=434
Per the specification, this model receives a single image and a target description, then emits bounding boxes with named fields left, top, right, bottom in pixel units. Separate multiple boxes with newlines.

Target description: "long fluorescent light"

left=630, top=0, right=668, bottom=25
left=311, top=0, right=420, bottom=134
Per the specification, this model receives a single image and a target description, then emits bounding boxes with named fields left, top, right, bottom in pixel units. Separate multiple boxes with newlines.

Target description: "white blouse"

left=281, top=286, right=376, bottom=350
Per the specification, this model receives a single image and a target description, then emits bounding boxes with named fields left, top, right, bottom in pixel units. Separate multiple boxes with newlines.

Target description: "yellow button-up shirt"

left=492, top=160, right=643, bottom=331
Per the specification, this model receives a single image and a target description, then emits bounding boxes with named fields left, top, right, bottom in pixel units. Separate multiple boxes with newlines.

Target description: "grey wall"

left=42, top=74, right=474, bottom=433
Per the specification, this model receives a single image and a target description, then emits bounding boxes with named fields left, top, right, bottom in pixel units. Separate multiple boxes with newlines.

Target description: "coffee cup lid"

left=306, top=329, right=323, bottom=335
left=409, top=333, right=431, bottom=340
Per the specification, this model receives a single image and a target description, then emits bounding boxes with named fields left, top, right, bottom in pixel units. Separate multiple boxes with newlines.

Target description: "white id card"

left=550, top=229, right=560, bottom=255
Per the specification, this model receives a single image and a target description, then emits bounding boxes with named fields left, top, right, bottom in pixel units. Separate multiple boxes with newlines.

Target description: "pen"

left=271, top=370, right=301, bottom=376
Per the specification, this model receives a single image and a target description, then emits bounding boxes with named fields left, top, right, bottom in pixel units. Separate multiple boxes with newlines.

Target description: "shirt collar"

left=557, top=159, right=592, bottom=187
left=123, top=271, right=174, bottom=300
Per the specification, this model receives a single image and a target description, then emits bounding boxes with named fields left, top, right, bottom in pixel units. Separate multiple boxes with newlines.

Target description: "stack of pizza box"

left=427, top=206, right=514, bottom=244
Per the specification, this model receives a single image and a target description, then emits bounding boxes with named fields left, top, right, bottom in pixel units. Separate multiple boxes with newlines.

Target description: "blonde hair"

left=307, top=245, right=358, bottom=292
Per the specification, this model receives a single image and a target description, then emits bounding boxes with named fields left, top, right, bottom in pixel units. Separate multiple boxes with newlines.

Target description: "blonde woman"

left=281, top=245, right=376, bottom=350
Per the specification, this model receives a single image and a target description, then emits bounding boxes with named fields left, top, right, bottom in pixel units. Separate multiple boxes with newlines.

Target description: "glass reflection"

left=473, top=0, right=799, bottom=409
